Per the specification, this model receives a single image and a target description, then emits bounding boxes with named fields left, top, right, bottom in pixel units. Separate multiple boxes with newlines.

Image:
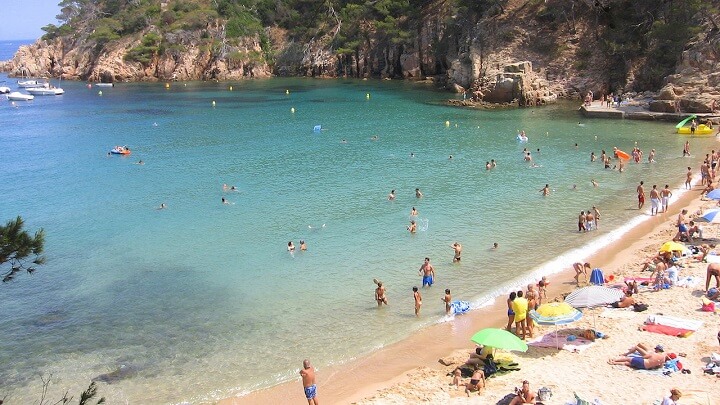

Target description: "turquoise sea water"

left=0, top=74, right=715, bottom=403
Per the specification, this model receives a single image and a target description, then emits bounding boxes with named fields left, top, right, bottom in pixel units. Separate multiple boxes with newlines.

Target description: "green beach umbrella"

left=470, top=328, right=528, bottom=352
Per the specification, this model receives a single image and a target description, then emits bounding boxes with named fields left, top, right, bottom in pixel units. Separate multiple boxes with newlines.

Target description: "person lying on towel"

left=608, top=348, right=670, bottom=370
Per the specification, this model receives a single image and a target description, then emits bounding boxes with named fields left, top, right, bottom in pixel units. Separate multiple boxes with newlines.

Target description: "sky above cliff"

left=0, top=0, right=61, bottom=41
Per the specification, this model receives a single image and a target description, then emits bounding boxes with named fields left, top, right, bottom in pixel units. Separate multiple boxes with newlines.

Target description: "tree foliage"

left=0, top=216, right=45, bottom=283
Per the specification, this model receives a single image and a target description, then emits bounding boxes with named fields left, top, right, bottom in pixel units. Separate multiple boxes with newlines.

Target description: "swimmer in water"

left=408, top=220, right=417, bottom=233
left=410, top=207, right=418, bottom=216
left=451, top=242, right=462, bottom=263
left=449, top=155, right=453, bottom=160
left=157, top=203, right=166, bottom=210
left=540, top=184, right=550, bottom=196
left=370, top=135, right=379, bottom=141
left=288, top=241, right=295, bottom=252
left=134, top=160, right=144, bottom=165
left=341, top=139, right=347, bottom=144
left=222, top=197, right=230, bottom=204
left=388, top=189, right=396, bottom=201
left=410, top=152, right=415, bottom=158
left=492, top=242, right=499, bottom=249
left=591, top=179, right=598, bottom=187
left=491, top=159, right=497, bottom=168
left=415, top=188, right=423, bottom=198
left=300, top=240, right=307, bottom=251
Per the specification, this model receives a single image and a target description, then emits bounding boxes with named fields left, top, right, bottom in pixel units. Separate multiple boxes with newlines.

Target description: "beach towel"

left=706, top=254, right=720, bottom=264
left=675, top=276, right=700, bottom=288
left=645, top=314, right=703, bottom=330
left=527, top=332, right=595, bottom=352
left=640, top=324, right=694, bottom=337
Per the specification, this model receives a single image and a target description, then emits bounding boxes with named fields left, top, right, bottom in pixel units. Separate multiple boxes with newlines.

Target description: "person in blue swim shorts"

left=608, top=344, right=669, bottom=370
left=419, top=257, right=435, bottom=287
left=300, top=359, right=319, bottom=405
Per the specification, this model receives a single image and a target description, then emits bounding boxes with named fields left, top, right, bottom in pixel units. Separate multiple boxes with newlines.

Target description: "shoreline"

left=221, top=167, right=709, bottom=404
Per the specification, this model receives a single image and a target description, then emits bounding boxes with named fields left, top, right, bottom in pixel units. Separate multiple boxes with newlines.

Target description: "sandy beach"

left=222, top=146, right=720, bottom=405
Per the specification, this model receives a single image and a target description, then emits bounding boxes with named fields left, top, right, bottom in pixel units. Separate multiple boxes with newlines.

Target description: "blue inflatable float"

left=450, top=300, right=470, bottom=315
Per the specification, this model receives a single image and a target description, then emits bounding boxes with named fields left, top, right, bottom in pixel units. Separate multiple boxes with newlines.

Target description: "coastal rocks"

left=477, top=61, right=557, bottom=107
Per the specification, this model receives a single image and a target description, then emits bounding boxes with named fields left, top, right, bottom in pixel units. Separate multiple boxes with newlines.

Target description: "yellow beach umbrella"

left=659, top=241, right=686, bottom=253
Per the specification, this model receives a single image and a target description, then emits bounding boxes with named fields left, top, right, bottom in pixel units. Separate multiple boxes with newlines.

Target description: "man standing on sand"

left=675, top=209, right=689, bottom=242
left=637, top=181, right=645, bottom=210
left=451, top=242, right=462, bottom=263
left=419, top=257, right=435, bottom=287
left=300, top=359, right=319, bottom=405
left=649, top=185, right=660, bottom=216
left=660, top=185, right=673, bottom=213
left=413, top=286, right=422, bottom=316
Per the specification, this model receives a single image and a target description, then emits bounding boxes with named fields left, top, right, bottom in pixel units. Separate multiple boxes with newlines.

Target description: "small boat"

left=0, top=86, right=10, bottom=94
left=17, top=79, right=48, bottom=88
left=95, top=83, right=114, bottom=87
left=7, top=92, right=34, bottom=101
left=110, top=146, right=131, bottom=155
left=27, top=86, right=64, bottom=96
left=678, top=124, right=714, bottom=135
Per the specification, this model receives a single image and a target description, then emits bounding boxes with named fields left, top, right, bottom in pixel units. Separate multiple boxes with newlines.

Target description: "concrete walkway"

left=579, top=102, right=719, bottom=122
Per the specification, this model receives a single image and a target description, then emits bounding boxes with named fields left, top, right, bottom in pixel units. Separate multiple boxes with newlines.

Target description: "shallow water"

left=0, top=74, right=714, bottom=403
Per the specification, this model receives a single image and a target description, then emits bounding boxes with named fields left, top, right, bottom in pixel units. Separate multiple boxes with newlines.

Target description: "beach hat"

left=654, top=345, right=664, bottom=352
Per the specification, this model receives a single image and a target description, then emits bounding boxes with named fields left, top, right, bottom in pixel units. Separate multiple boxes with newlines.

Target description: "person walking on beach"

left=637, top=181, right=645, bottom=210
left=649, top=185, right=660, bottom=216
left=660, top=185, right=673, bottom=213
left=451, top=242, right=462, bottom=263
left=413, top=286, right=422, bottom=316
left=375, top=281, right=388, bottom=307
left=686, top=167, right=692, bottom=189
left=443, top=289, right=452, bottom=315
left=300, top=359, right=319, bottom=405
left=419, top=257, right=435, bottom=287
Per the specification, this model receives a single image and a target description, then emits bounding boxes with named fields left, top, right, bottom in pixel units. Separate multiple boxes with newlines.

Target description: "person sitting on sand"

left=611, top=290, right=636, bottom=308
left=661, top=388, right=682, bottom=405
left=464, top=365, right=485, bottom=396
left=624, top=279, right=639, bottom=295
left=609, top=349, right=670, bottom=370
left=450, top=367, right=462, bottom=389
left=464, top=346, right=491, bottom=367
left=509, top=380, right=536, bottom=405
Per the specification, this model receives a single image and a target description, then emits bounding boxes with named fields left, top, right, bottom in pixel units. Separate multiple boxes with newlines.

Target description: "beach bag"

left=483, top=356, right=498, bottom=376
left=633, top=303, right=648, bottom=312
left=537, top=387, right=552, bottom=401
left=702, top=297, right=716, bottom=312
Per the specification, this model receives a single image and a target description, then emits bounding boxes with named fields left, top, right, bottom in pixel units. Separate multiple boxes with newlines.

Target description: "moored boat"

left=27, top=86, right=64, bottom=96
left=7, top=92, right=34, bottom=101
left=17, top=80, right=47, bottom=88
left=95, top=83, right=114, bottom=87
left=0, top=86, right=10, bottom=94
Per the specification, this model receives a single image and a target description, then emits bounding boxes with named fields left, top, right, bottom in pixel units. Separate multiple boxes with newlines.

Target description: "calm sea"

left=0, top=39, right=33, bottom=61
left=0, top=73, right=712, bottom=403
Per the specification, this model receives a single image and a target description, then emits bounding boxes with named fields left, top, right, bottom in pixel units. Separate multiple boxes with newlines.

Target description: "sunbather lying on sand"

left=464, top=366, right=485, bottom=396
left=608, top=350, right=669, bottom=369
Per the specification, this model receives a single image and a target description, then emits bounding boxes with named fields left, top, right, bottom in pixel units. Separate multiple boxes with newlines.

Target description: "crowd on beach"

left=326, top=135, right=720, bottom=405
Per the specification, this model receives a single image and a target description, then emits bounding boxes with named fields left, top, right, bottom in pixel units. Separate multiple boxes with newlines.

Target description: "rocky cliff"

left=1, top=0, right=718, bottom=111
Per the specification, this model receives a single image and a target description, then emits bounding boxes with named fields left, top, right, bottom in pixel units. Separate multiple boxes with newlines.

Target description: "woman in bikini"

left=505, top=292, right=516, bottom=331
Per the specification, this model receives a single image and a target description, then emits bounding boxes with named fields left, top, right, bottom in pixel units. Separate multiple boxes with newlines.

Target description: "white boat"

left=7, top=92, right=34, bottom=101
left=17, top=80, right=48, bottom=88
left=95, top=83, right=114, bottom=87
left=0, top=86, right=10, bottom=94
left=27, top=86, right=64, bottom=96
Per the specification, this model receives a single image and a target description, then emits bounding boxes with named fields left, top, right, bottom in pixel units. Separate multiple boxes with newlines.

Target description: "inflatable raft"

left=450, top=300, right=470, bottom=315
left=110, top=147, right=131, bottom=155
left=677, top=124, right=714, bottom=135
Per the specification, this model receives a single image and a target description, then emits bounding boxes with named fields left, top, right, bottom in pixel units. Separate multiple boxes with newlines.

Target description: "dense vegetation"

left=38, top=0, right=715, bottom=90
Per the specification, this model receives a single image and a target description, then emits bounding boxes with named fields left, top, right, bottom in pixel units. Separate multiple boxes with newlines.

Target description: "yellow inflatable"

left=678, top=124, right=714, bottom=135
